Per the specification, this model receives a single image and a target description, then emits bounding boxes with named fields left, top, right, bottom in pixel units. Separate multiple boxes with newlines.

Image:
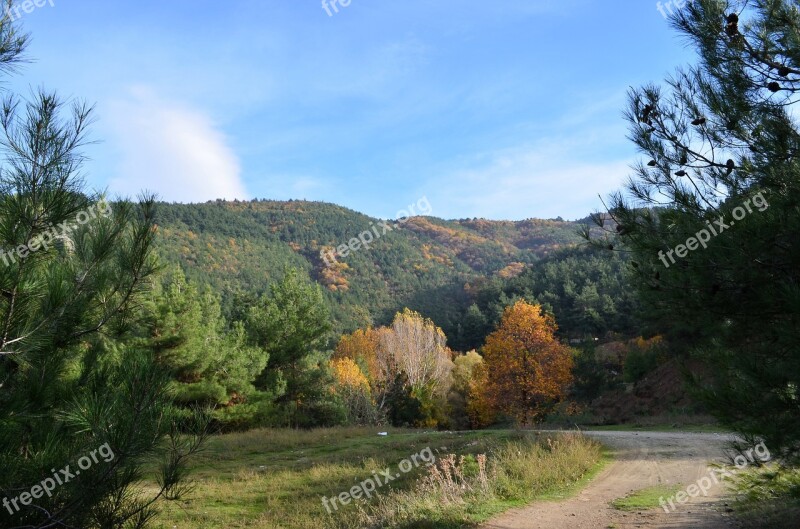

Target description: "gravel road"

left=481, top=430, right=743, bottom=529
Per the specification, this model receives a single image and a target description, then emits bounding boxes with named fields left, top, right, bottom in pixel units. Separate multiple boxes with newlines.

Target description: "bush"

left=623, top=347, right=659, bottom=383
left=623, top=337, right=665, bottom=383
left=571, top=346, right=621, bottom=401
left=292, top=400, right=349, bottom=429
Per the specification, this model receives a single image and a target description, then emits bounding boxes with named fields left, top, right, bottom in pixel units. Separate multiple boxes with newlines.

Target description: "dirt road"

left=482, top=430, right=742, bottom=529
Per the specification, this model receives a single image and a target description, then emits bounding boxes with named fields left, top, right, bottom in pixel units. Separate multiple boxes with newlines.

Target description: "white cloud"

left=105, top=88, right=248, bottom=202
left=426, top=131, right=634, bottom=220
left=421, top=92, right=638, bottom=220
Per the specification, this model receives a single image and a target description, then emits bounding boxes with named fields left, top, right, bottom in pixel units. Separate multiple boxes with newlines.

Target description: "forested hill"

left=152, top=199, right=622, bottom=346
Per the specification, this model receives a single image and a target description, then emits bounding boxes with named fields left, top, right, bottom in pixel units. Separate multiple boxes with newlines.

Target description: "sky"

left=7, top=0, right=697, bottom=221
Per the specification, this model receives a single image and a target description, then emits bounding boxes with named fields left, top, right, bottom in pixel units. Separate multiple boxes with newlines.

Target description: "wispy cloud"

left=105, top=87, right=248, bottom=202
left=428, top=149, right=631, bottom=220
left=426, top=116, right=634, bottom=220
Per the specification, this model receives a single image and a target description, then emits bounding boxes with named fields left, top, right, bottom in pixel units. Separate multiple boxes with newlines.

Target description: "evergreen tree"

left=137, top=268, right=269, bottom=427
left=0, top=17, right=204, bottom=529
left=246, top=269, right=340, bottom=427
left=594, top=0, right=800, bottom=462
left=385, top=372, right=423, bottom=427
left=453, top=303, right=491, bottom=352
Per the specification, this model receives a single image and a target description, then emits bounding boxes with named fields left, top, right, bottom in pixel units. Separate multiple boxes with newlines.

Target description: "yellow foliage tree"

left=334, top=327, right=381, bottom=383
left=466, top=362, right=495, bottom=428
left=330, top=357, right=376, bottom=424
left=333, top=310, right=454, bottom=426
left=330, top=357, right=370, bottom=392
left=448, top=350, right=491, bottom=429
left=482, top=301, right=574, bottom=425
left=452, top=350, right=483, bottom=394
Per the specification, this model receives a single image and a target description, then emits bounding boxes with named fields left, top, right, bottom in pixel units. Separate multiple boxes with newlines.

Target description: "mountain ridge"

left=151, top=198, right=594, bottom=338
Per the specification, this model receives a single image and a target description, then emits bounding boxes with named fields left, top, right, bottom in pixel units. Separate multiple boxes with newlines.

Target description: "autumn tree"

left=330, top=357, right=378, bottom=424
left=335, top=309, right=455, bottom=426
left=448, top=350, right=488, bottom=429
left=378, top=308, right=453, bottom=397
left=378, top=309, right=454, bottom=426
left=466, top=362, right=495, bottom=428
left=334, top=327, right=381, bottom=384
left=482, top=301, right=574, bottom=425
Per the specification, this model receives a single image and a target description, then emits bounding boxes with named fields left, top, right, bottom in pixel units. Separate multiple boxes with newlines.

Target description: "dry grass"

left=149, top=428, right=604, bottom=529
left=327, top=432, right=604, bottom=529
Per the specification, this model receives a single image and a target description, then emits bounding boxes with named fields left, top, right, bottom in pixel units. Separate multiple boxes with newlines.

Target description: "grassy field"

left=149, top=427, right=606, bottom=529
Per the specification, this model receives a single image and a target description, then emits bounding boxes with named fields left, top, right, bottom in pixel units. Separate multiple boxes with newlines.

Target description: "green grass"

left=149, top=427, right=606, bottom=529
left=610, top=484, right=684, bottom=511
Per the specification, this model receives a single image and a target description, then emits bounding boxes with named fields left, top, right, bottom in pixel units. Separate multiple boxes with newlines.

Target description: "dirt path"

left=481, top=430, right=742, bottom=529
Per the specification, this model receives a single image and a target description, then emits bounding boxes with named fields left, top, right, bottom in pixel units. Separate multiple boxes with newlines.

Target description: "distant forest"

left=152, top=199, right=638, bottom=350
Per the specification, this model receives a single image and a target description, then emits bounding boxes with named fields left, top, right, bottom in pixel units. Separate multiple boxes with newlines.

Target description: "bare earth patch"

left=481, top=430, right=741, bottom=529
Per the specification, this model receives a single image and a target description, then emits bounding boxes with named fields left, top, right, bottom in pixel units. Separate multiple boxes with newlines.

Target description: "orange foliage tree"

left=482, top=301, right=574, bottom=425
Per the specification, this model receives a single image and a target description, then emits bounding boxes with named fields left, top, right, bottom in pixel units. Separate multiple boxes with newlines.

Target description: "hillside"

left=151, top=199, right=589, bottom=337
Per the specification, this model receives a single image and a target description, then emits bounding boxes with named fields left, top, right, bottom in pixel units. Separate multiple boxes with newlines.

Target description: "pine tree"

left=137, top=267, right=269, bottom=427
left=246, top=269, right=340, bottom=427
left=0, top=16, right=204, bottom=529
left=593, top=0, right=800, bottom=462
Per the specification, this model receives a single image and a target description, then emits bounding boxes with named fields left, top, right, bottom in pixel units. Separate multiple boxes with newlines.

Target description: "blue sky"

left=8, top=0, right=695, bottom=220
